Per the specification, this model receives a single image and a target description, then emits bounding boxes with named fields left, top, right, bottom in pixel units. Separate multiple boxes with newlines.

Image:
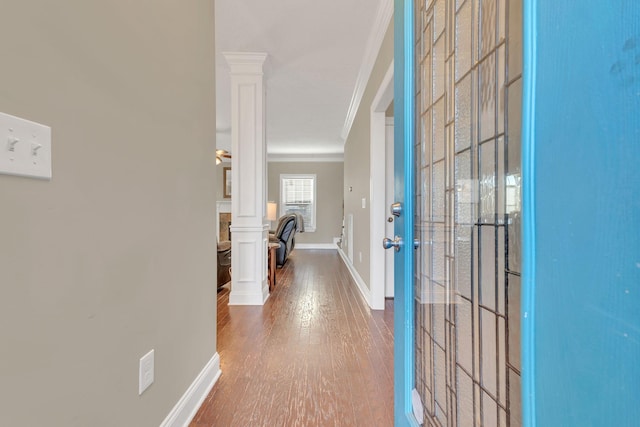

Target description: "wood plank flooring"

left=191, top=249, right=394, bottom=427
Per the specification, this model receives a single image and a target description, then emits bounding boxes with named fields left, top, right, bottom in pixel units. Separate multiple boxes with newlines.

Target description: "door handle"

left=382, top=235, right=403, bottom=252
left=390, top=202, right=402, bottom=217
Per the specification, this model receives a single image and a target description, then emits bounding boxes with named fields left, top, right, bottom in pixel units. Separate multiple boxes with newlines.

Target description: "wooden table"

left=268, top=242, right=281, bottom=291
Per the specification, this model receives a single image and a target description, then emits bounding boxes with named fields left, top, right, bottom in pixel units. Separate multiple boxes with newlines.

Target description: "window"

left=280, top=174, right=316, bottom=232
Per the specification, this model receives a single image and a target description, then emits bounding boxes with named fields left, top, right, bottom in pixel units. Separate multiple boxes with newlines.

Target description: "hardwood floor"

left=191, top=249, right=394, bottom=427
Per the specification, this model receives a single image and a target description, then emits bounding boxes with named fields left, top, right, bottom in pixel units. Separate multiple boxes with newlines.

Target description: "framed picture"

left=223, top=167, right=231, bottom=198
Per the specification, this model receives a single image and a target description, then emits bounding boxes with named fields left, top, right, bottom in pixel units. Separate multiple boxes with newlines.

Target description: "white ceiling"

left=215, top=0, right=382, bottom=157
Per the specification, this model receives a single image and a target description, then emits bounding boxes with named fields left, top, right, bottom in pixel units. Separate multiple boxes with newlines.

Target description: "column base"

left=228, top=225, right=269, bottom=306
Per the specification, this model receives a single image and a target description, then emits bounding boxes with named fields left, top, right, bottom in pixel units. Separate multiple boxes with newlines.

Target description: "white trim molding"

left=295, top=243, right=338, bottom=250
left=337, top=247, right=372, bottom=308
left=160, top=353, right=221, bottom=427
left=369, top=61, right=394, bottom=311
left=267, top=153, right=344, bottom=163
left=341, top=0, right=394, bottom=141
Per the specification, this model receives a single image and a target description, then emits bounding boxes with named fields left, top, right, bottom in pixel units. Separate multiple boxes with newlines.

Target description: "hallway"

left=191, top=250, right=394, bottom=426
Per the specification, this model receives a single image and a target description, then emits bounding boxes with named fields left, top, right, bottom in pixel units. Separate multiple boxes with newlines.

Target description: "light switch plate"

left=361, top=197, right=366, bottom=209
left=0, top=112, right=51, bottom=179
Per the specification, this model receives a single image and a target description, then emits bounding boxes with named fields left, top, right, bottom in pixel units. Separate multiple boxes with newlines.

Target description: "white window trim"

left=279, top=173, right=317, bottom=232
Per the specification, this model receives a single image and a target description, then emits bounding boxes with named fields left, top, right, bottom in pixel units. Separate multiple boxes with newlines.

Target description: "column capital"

left=223, top=52, right=268, bottom=75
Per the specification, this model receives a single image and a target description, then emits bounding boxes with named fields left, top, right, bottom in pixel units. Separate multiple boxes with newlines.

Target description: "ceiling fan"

left=216, top=149, right=231, bottom=165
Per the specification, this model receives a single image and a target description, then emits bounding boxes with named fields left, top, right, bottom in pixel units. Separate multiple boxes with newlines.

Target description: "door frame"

left=369, top=61, right=394, bottom=310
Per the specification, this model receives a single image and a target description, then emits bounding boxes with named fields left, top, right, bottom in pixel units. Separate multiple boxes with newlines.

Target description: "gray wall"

left=343, top=21, right=394, bottom=288
left=267, top=162, right=343, bottom=244
left=0, top=2, right=217, bottom=426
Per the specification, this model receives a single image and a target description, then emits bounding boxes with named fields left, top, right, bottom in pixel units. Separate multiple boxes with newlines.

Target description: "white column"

left=224, top=52, right=269, bottom=305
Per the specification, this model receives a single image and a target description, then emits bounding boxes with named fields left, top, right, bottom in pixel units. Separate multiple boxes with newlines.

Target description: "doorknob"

left=390, top=202, right=402, bottom=217
left=382, top=235, right=403, bottom=252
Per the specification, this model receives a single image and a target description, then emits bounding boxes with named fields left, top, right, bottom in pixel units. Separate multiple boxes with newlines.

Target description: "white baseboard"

left=295, top=243, right=338, bottom=250
left=337, top=247, right=372, bottom=307
left=160, top=353, right=221, bottom=427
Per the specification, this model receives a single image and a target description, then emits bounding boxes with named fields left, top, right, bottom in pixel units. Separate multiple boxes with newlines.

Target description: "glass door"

left=395, top=0, right=523, bottom=425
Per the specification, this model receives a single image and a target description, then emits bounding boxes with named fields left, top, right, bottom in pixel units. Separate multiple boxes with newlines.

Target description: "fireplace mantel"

left=216, top=200, right=231, bottom=241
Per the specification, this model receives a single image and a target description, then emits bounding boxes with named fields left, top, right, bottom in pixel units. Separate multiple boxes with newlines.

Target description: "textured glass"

left=433, top=36, right=446, bottom=101
left=422, top=223, right=432, bottom=278
left=497, top=226, right=505, bottom=314
left=455, top=151, right=473, bottom=225
left=423, top=109, right=433, bottom=168
left=482, top=391, right=499, bottom=427
left=508, top=212, right=521, bottom=273
left=497, top=136, right=505, bottom=218
left=434, top=0, right=446, bottom=39
left=508, top=0, right=523, bottom=79
left=457, top=297, right=473, bottom=372
left=497, top=45, right=506, bottom=134
left=433, top=300, right=446, bottom=347
left=414, top=0, right=520, bottom=424
left=434, top=346, right=447, bottom=417
left=507, top=273, right=521, bottom=370
left=498, top=316, right=507, bottom=406
left=480, top=226, right=496, bottom=311
left=479, top=53, right=496, bottom=142
left=473, top=229, right=481, bottom=382
left=481, top=308, right=497, bottom=396
left=507, top=78, right=522, bottom=177
left=455, top=1, right=472, bottom=81
left=433, top=99, right=445, bottom=161
left=479, top=140, right=496, bottom=223
left=455, top=225, right=472, bottom=298
left=432, top=223, right=446, bottom=283
left=421, top=166, right=430, bottom=219
left=472, top=0, right=480, bottom=64
left=457, top=368, right=474, bottom=426
left=509, top=369, right=523, bottom=427
left=447, top=58, right=455, bottom=122
left=455, top=74, right=472, bottom=151
left=498, top=0, right=506, bottom=43
left=433, top=160, right=446, bottom=222
left=423, top=52, right=432, bottom=108
left=506, top=79, right=521, bottom=273
left=480, top=0, right=496, bottom=57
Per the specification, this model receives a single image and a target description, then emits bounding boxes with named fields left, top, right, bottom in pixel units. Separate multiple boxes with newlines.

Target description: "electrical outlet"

left=139, top=349, right=154, bottom=395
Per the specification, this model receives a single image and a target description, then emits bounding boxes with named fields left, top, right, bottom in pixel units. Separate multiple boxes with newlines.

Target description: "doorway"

left=370, top=62, right=395, bottom=310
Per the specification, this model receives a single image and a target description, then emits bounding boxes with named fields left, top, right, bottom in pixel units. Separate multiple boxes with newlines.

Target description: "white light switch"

left=0, top=112, right=51, bottom=179
left=361, top=197, right=366, bottom=209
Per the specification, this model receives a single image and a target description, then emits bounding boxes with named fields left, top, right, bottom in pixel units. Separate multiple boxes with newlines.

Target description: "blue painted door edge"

left=393, top=0, right=419, bottom=426
left=521, top=0, right=536, bottom=426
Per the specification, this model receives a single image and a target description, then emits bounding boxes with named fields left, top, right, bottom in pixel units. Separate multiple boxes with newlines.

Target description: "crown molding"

left=267, top=152, right=344, bottom=163
left=340, top=0, right=393, bottom=141
left=223, top=52, right=268, bottom=75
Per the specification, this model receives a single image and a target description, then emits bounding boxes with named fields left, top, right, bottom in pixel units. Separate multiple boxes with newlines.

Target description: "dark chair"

left=217, top=240, right=231, bottom=288
left=269, top=214, right=298, bottom=267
